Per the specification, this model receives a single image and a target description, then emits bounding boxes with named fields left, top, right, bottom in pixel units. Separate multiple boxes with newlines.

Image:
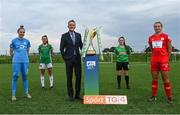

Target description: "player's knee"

left=124, top=71, right=128, bottom=76
left=48, top=70, right=52, bottom=75
left=152, top=77, right=158, bottom=81
left=116, top=70, right=121, bottom=75
left=13, top=72, right=19, bottom=81
left=153, top=73, right=158, bottom=76
left=116, top=73, right=120, bottom=75
left=22, top=77, right=27, bottom=81
left=162, top=77, right=169, bottom=83
left=22, top=74, right=28, bottom=81
left=152, top=73, right=158, bottom=79
left=13, top=76, right=18, bottom=81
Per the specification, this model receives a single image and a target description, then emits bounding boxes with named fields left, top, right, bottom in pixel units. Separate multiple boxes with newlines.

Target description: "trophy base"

left=86, top=50, right=96, bottom=56
left=86, top=54, right=96, bottom=56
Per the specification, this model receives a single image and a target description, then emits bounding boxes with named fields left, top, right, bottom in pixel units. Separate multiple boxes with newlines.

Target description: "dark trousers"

left=65, top=56, right=82, bottom=98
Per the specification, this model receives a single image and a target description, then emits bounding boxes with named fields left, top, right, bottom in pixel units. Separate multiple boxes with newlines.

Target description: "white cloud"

left=0, top=0, right=180, bottom=54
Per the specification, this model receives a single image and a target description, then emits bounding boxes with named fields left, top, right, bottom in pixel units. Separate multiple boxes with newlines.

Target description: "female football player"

left=10, top=25, right=31, bottom=101
left=148, top=21, right=173, bottom=104
left=114, top=36, right=131, bottom=89
left=38, top=35, right=54, bottom=88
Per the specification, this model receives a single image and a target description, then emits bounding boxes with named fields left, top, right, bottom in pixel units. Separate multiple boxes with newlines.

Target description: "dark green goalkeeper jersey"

left=114, top=45, right=129, bottom=62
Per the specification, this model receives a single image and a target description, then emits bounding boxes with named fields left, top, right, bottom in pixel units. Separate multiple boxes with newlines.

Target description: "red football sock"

left=164, top=82, right=172, bottom=99
left=152, top=80, right=158, bottom=97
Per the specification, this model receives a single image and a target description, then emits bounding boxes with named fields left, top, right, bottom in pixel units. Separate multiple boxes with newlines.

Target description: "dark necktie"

left=70, top=32, right=76, bottom=55
left=70, top=32, right=75, bottom=45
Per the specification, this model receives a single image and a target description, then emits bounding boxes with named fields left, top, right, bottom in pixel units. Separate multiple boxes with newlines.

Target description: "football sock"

left=164, top=82, right=172, bottom=99
left=117, top=75, right=121, bottom=87
left=49, top=75, right=54, bottom=87
left=152, top=80, right=158, bottom=97
left=125, top=76, right=129, bottom=87
left=40, top=75, right=45, bottom=87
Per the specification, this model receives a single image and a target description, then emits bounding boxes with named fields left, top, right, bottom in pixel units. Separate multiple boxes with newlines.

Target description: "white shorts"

left=39, top=63, right=53, bottom=69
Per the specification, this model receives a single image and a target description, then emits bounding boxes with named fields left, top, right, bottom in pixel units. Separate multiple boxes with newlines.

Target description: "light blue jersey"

left=10, top=37, right=31, bottom=63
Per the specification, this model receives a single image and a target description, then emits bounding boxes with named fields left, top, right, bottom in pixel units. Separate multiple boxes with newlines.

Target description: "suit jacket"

left=60, top=31, right=83, bottom=61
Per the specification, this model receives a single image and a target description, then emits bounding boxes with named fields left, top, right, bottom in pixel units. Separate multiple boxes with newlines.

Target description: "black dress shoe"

left=75, top=96, right=83, bottom=100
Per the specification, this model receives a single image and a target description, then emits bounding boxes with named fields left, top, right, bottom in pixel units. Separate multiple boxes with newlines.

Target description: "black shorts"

left=116, top=62, right=129, bottom=71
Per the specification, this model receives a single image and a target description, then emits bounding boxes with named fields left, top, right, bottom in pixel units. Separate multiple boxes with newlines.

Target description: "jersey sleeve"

left=27, top=40, right=31, bottom=48
left=125, top=45, right=131, bottom=55
left=49, top=44, right=53, bottom=50
left=10, top=40, right=14, bottom=49
left=166, top=35, right=172, bottom=43
left=38, top=45, right=41, bottom=53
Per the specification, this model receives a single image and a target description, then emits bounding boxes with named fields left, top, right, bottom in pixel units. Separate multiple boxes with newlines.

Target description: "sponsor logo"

left=86, top=61, right=96, bottom=70
left=84, top=95, right=128, bottom=104
left=19, top=45, right=25, bottom=49
left=152, top=41, right=163, bottom=48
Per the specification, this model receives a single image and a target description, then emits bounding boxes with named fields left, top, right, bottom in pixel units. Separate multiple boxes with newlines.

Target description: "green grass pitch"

left=0, top=62, right=180, bottom=114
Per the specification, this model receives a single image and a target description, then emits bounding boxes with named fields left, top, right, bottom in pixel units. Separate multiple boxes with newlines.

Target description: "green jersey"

left=38, top=44, right=53, bottom=64
left=114, top=45, right=130, bottom=62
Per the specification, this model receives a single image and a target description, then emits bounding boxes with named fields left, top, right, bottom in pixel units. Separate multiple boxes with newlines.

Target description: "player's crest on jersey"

left=161, top=37, right=164, bottom=41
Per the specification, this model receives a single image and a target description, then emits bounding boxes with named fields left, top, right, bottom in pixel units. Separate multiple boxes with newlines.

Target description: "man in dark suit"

left=60, top=20, right=83, bottom=101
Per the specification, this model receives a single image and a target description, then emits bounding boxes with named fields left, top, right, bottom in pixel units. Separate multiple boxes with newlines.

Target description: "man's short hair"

left=68, top=20, right=76, bottom=24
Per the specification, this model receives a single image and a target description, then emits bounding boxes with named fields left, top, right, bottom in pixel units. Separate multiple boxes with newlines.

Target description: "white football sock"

left=49, top=75, right=54, bottom=87
left=40, top=75, right=45, bottom=87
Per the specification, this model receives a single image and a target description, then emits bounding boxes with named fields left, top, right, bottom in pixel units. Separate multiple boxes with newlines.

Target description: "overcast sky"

left=0, top=0, right=180, bottom=54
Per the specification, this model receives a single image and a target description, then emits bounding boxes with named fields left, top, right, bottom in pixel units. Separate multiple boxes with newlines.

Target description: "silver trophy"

left=82, top=27, right=104, bottom=60
left=86, top=28, right=97, bottom=55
